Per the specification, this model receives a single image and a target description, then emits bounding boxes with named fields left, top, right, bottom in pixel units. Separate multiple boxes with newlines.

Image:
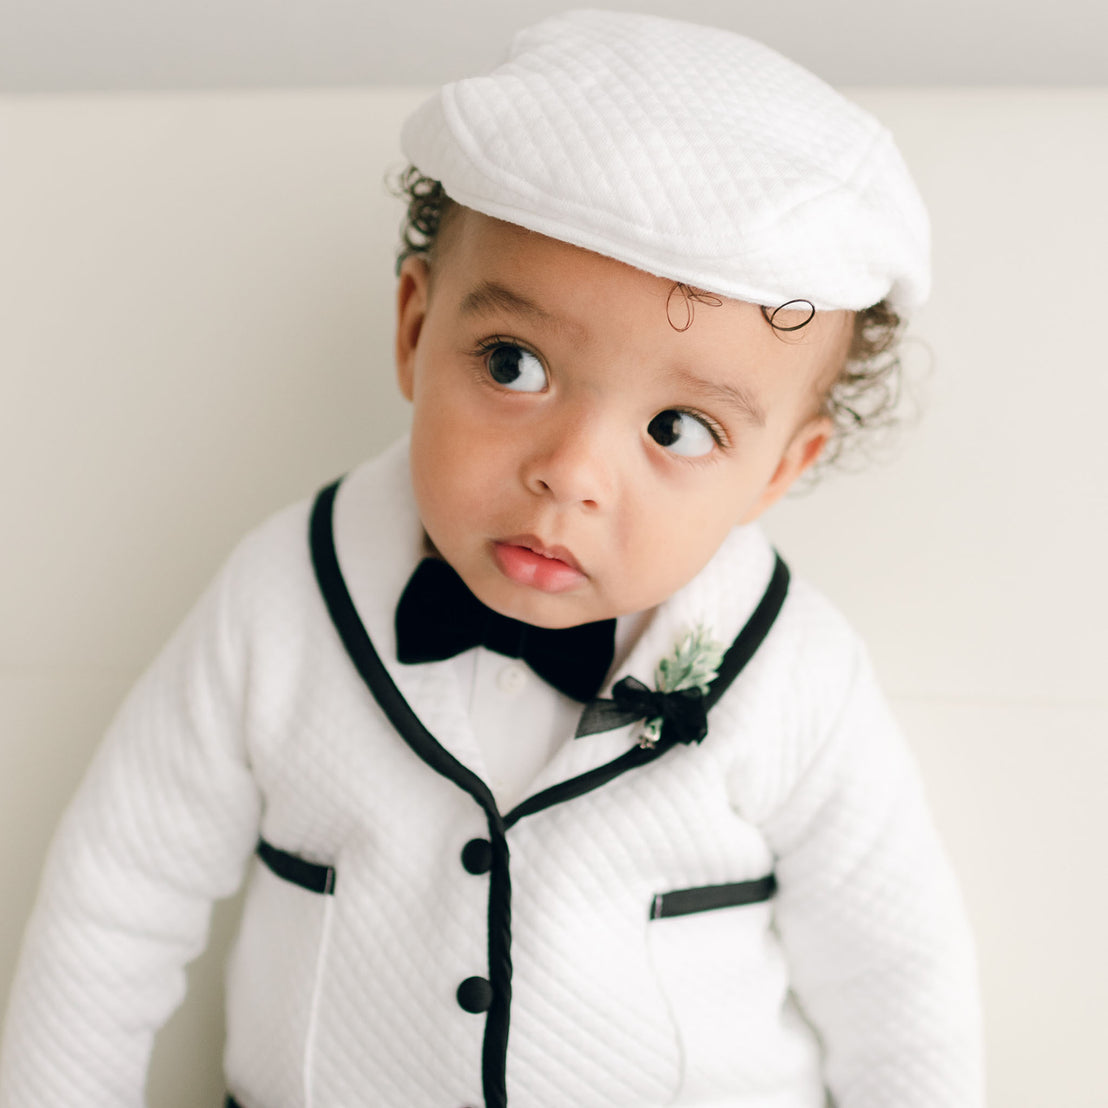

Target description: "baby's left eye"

left=647, top=410, right=716, bottom=457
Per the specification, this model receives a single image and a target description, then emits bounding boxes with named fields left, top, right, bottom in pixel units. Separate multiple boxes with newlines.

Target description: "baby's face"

left=396, top=209, right=850, bottom=629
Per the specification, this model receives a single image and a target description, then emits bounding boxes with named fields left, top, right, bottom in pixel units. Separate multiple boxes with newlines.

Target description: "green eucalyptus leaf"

left=654, top=625, right=724, bottom=695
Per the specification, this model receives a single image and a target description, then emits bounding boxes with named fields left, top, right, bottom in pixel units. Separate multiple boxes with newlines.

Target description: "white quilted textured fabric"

left=0, top=440, right=982, bottom=1107
left=401, top=10, right=930, bottom=312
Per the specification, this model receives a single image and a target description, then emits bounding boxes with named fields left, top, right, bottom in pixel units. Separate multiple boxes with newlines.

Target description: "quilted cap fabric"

left=401, top=9, right=930, bottom=313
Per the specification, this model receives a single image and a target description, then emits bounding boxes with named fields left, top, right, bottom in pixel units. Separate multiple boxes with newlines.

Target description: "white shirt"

left=452, top=611, right=655, bottom=810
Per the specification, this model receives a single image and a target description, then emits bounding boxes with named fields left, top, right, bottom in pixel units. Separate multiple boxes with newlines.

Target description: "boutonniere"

left=575, top=625, right=725, bottom=750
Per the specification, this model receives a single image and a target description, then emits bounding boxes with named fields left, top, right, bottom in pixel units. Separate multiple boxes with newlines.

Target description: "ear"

left=738, top=415, right=832, bottom=524
left=395, top=255, right=431, bottom=402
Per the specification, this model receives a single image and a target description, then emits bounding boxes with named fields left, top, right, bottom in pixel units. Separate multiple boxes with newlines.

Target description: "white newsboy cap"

left=401, top=10, right=929, bottom=313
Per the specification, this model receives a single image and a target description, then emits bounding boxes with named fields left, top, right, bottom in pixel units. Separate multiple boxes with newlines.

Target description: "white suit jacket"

left=0, top=439, right=983, bottom=1108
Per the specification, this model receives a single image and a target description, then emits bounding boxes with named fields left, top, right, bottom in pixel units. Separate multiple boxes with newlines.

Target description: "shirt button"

left=461, top=838, right=492, bottom=874
left=497, top=662, right=527, bottom=694
left=456, top=976, right=494, bottom=1013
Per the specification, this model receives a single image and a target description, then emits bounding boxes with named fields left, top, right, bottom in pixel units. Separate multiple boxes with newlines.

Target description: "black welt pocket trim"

left=256, top=839, right=336, bottom=895
left=650, top=874, right=776, bottom=919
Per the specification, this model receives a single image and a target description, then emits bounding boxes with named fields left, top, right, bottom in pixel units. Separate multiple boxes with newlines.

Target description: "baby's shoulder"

left=713, top=560, right=902, bottom=824
left=218, top=445, right=396, bottom=595
left=217, top=494, right=318, bottom=612
left=713, top=555, right=872, bottom=730
left=692, top=528, right=874, bottom=740
left=771, top=572, right=868, bottom=685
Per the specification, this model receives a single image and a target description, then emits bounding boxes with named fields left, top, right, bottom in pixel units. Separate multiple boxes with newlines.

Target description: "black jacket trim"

left=649, top=874, right=777, bottom=920
left=256, top=839, right=336, bottom=896
left=307, top=479, right=790, bottom=1108
left=225, top=1098, right=242, bottom=1108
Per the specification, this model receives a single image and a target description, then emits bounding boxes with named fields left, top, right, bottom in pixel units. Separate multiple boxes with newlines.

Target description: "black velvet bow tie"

left=395, top=557, right=616, bottom=703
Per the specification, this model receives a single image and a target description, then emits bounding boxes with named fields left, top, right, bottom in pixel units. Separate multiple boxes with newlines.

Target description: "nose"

left=520, top=409, right=613, bottom=510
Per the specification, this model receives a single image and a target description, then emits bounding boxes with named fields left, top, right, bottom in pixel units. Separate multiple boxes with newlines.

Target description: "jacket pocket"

left=224, top=840, right=337, bottom=1108
left=645, top=873, right=817, bottom=1102
left=256, top=839, right=336, bottom=895
left=649, top=875, right=776, bottom=920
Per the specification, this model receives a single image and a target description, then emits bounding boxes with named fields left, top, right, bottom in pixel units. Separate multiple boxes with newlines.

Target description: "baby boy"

left=0, top=11, right=983, bottom=1108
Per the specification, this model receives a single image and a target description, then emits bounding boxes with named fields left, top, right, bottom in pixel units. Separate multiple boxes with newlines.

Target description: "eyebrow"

left=459, top=280, right=579, bottom=335
left=672, top=369, right=767, bottom=427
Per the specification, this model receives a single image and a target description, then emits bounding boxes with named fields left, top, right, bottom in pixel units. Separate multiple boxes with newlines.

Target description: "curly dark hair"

left=392, top=167, right=905, bottom=469
left=395, top=168, right=454, bottom=271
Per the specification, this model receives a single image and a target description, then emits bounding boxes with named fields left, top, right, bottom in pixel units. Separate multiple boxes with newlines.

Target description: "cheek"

left=618, top=486, right=734, bottom=588
left=408, top=365, right=473, bottom=465
left=670, top=517, right=735, bottom=578
left=410, top=421, right=468, bottom=508
left=408, top=400, right=513, bottom=531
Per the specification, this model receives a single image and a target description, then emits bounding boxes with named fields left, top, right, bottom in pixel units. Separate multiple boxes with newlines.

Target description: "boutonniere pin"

left=575, top=625, right=725, bottom=750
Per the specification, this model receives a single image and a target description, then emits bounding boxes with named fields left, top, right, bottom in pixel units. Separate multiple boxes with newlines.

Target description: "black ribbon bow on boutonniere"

left=575, top=676, right=709, bottom=749
left=574, top=625, right=724, bottom=750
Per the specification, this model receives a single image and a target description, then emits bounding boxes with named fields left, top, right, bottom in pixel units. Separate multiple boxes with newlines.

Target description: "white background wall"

left=1, top=87, right=1106, bottom=1105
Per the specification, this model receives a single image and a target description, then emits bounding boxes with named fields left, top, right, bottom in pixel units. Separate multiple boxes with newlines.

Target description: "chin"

left=477, top=581, right=606, bottom=630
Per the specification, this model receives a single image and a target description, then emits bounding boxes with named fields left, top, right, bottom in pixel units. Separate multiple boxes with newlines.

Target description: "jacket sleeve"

left=760, top=641, right=984, bottom=1108
left=0, top=544, right=264, bottom=1108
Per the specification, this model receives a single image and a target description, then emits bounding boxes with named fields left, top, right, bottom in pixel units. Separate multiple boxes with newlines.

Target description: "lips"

left=501, top=535, right=582, bottom=572
left=491, top=535, right=586, bottom=593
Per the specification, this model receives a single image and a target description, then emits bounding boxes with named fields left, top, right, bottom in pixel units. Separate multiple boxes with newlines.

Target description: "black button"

left=456, top=976, right=493, bottom=1013
left=461, top=838, right=492, bottom=874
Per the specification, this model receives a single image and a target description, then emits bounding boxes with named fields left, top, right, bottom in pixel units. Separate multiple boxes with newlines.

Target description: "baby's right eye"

left=485, top=343, right=547, bottom=393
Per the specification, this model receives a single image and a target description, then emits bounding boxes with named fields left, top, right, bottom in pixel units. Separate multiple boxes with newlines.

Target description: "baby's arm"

left=762, top=639, right=983, bottom=1107
left=0, top=546, right=263, bottom=1108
